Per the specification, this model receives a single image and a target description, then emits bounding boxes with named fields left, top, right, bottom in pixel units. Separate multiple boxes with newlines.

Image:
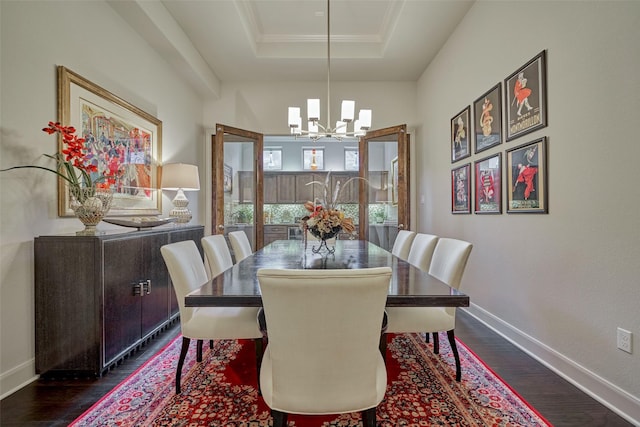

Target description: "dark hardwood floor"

left=0, top=311, right=632, bottom=426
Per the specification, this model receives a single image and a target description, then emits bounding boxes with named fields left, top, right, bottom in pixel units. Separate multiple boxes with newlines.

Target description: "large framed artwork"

left=474, top=153, right=502, bottom=214
left=504, top=51, right=547, bottom=141
left=451, top=106, right=471, bottom=163
left=473, top=83, right=502, bottom=153
left=506, top=137, right=548, bottom=213
left=451, top=163, right=471, bottom=214
left=57, top=66, right=162, bottom=217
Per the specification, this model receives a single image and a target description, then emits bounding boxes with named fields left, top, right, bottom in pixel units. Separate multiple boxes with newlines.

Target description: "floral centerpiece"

left=301, top=172, right=358, bottom=253
left=1, top=122, right=118, bottom=230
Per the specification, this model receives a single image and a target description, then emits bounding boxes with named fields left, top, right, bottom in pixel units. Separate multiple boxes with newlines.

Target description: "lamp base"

left=169, top=189, right=192, bottom=224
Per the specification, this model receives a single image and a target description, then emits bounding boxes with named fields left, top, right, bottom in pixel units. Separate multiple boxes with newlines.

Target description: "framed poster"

left=474, top=83, right=503, bottom=153
left=451, top=106, right=471, bottom=163
left=223, top=164, right=233, bottom=192
left=451, top=163, right=471, bottom=214
left=506, top=137, right=548, bottom=213
left=344, top=147, right=359, bottom=171
left=474, top=153, right=502, bottom=214
left=264, top=149, right=282, bottom=170
left=57, top=66, right=162, bottom=217
left=505, top=50, right=547, bottom=141
left=303, top=148, right=324, bottom=170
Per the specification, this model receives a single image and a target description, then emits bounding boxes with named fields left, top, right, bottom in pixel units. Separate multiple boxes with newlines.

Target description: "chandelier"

left=287, top=0, right=372, bottom=141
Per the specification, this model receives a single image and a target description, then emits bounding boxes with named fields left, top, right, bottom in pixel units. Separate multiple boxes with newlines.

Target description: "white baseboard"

left=463, top=304, right=640, bottom=426
left=0, top=358, right=38, bottom=401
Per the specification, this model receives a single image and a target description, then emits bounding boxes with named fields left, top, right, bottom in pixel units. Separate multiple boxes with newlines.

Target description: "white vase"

left=69, top=186, right=114, bottom=232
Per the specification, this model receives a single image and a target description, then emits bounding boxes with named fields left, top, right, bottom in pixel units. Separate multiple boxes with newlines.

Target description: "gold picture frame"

left=57, top=66, right=162, bottom=216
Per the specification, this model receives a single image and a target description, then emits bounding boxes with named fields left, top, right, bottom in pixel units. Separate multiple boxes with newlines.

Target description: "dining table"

left=185, top=239, right=470, bottom=308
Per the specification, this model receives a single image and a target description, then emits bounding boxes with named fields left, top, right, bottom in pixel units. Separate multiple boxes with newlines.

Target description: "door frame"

left=359, top=124, right=410, bottom=241
left=212, top=124, right=264, bottom=249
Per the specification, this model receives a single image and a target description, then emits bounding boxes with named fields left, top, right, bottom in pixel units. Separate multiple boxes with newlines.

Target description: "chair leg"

left=425, top=332, right=430, bottom=343
left=447, top=329, right=462, bottom=382
left=176, top=337, right=191, bottom=394
left=432, top=332, right=440, bottom=354
left=254, top=337, right=264, bottom=395
left=271, top=410, right=288, bottom=427
left=209, top=340, right=214, bottom=349
left=361, top=407, right=377, bottom=427
left=196, top=339, right=204, bottom=362
left=379, top=333, right=387, bottom=361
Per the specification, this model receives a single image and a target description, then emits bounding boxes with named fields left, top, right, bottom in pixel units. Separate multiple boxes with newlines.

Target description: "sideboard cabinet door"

left=103, top=238, right=144, bottom=364
left=140, top=233, right=170, bottom=339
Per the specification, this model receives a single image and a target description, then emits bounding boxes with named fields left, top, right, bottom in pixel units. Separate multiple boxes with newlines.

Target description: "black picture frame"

left=474, top=83, right=503, bottom=153
left=451, top=163, right=471, bottom=214
left=506, top=137, right=548, bottom=213
left=504, top=50, right=547, bottom=141
left=451, top=106, right=471, bottom=163
left=474, top=153, right=502, bottom=214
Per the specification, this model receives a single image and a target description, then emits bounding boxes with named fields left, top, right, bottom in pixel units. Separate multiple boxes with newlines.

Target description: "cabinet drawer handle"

left=133, top=282, right=144, bottom=296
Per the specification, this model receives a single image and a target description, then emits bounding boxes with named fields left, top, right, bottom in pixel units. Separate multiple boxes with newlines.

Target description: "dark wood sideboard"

left=34, top=225, right=204, bottom=377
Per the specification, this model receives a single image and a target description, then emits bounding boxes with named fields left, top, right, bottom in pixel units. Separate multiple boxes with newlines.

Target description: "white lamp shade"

left=288, top=107, right=300, bottom=127
left=341, top=100, right=355, bottom=122
left=358, top=109, right=372, bottom=129
left=291, top=117, right=302, bottom=135
left=161, top=163, right=200, bottom=191
left=308, top=121, right=319, bottom=137
left=307, top=99, right=320, bottom=122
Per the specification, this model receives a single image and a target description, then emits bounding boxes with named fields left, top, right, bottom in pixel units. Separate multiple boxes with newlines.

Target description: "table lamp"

left=161, top=163, right=200, bottom=224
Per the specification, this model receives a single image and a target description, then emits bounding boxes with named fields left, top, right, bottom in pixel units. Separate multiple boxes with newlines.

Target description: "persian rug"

left=70, top=333, right=551, bottom=426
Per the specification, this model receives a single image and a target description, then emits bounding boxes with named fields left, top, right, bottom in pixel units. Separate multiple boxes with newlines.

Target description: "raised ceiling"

left=109, top=0, right=474, bottom=97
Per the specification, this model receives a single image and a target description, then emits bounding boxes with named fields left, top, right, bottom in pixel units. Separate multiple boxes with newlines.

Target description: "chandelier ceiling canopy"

left=287, top=0, right=372, bottom=141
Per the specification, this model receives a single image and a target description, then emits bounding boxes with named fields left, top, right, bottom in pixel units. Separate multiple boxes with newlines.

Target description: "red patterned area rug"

left=70, top=333, right=551, bottom=426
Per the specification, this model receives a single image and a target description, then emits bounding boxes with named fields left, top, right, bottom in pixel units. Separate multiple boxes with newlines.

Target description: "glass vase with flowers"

left=1, top=122, right=118, bottom=231
left=300, top=172, right=359, bottom=254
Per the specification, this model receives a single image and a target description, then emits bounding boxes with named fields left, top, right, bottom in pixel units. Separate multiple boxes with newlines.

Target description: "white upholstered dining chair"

left=406, top=233, right=439, bottom=271
left=201, top=234, right=233, bottom=279
left=385, top=237, right=472, bottom=381
left=228, top=230, right=253, bottom=263
left=391, top=230, right=416, bottom=260
left=160, top=240, right=263, bottom=394
left=257, top=267, right=392, bottom=427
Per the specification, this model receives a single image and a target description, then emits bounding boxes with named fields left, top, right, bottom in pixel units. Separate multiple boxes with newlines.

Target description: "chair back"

left=160, top=240, right=208, bottom=324
left=257, top=267, right=391, bottom=414
left=391, top=230, right=416, bottom=260
left=201, top=234, right=233, bottom=279
left=228, top=230, right=253, bottom=262
left=407, top=233, right=439, bottom=272
left=428, top=238, right=473, bottom=290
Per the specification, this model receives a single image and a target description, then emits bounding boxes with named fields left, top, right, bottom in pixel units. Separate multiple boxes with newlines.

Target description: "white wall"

left=416, top=0, right=639, bottom=421
left=0, top=1, right=204, bottom=397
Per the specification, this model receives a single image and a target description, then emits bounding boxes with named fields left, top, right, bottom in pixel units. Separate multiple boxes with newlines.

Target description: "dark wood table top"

left=185, top=239, right=470, bottom=308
